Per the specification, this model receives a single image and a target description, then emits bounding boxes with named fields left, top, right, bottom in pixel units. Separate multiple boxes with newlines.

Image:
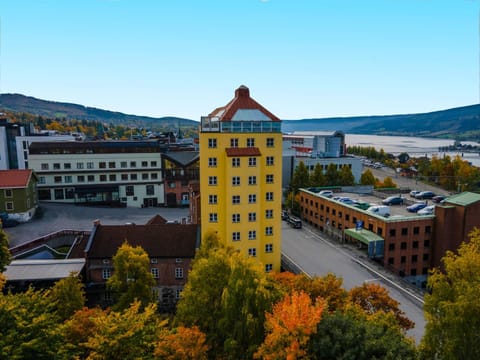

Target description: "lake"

left=345, top=134, right=480, bottom=167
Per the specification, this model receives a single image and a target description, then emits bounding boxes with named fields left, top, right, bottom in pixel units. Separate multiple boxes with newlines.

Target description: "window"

left=209, top=213, right=218, bottom=222
left=232, top=232, right=241, bottom=241
left=5, top=202, right=13, bottom=211
left=168, top=181, right=175, bottom=188
left=146, top=185, right=154, bottom=195
left=53, top=163, right=61, bottom=170
left=208, top=157, right=217, bottom=167
left=130, top=161, right=137, bottom=168
left=424, top=240, right=430, bottom=248
left=121, top=174, right=128, bottom=181
left=401, top=256, right=406, bottom=264
left=126, top=185, right=134, bottom=196
left=108, top=162, right=116, bottom=168
left=38, top=176, right=46, bottom=184
left=266, top=192, right=274, bottom=201
left=266, top=138, right=274, bottom=147
left=208, top=195, right=218, bottom=204
left=208, top=138, right=217, bottom=148
left=389, top=229, right=396, bottom=237
left=41, top=163, right=49, bottom=170
left=102, top=268, right=111, bottom=279
left=64, top=163, right=71, bottom=169
left=248, top=176, right=257, bottom=185
left=232, top=213, right=240, bottom=223
left=248, top=194, right=256, bottom=204
left=232, top=157, right=240, bottom=167
left=151, top=161, right=157, bottom=167
left=121, top=161, right=127, bottom=168
left=232, top=195, right=240, bottom=204
left=411, top=269, right=417, bottom=276
left=76, top=162, right=84, bottom=169
left=265, top=244, right=273, bottom=253
left=100, top=175, right=107, bottom=182
left=248, top=212, right=256, bottom=222
left=425, top=226, right=432, bottom=234
left=248, top=248, right=257, bottom=257
left=389, top=243, right=395, bottom=251
left=232, top=176, right=240, bottom=186
left=230, top=138, right=239, bottom=147
left=54, top=176, right=62, bottom=183
left=248, top=230, right=256, bottom=240
left=401, top=242, right=407, bottom=250
left=247, top=138, right=255, bottom=147
left=413, top=226, right=420, bottom=235
left=87, top=162, right=94, bottom=169
left=423, top=253, right=429, bottom=261
left=142, top=173, right=149, bottom=180
left=99, top=162, right=106, bottom=169
left=248, top=157, right=257, bottom=166
left=412, top=255, right=418, bottom=263
left=151, top=268, right=159, bottom=278
left=151, top=173, right=158, bottom=180
left=265, top=226, right=273, bottom=236
left=208, top=176, right=217, bottom=186
left=265, top=264, right=273, bottom=272
left=64, top=176, right=72, bottom=183
left=87, top=175, right=95, bottom=182
left=151, top=258, right=158, bottom=264
left=266, top=157, right=274, bottom=166
left=265, top=209, right=273, bottom=219
left=141, top=161, right=148, bottom=167
left=108, top=174, right=116, bottom=181
left=176, top=288, right=183, bottom=299
left=4, top=189, right=12, bottom=198
left=401, top=228, right=408, bottom=236
left=266, top=174, right=274, bottom=183
left=413, top=241, right=419, bottom=249
left=175, top=268, right=184, bottom=279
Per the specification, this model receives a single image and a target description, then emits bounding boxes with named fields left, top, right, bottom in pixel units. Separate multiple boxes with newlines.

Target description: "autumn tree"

left=360, top=169, right=376, bottom=186
left=0, top=229, right=11, bottom=272
left=349, top=282, right=414, bottom=331
left=154, top=326, right=209, bottom=360
left=107, top=242, right=156, bottom=311
left=421, top=228, right=480, bottom=360
left=310, top=163, right=326, bottom=187
left=50, top=273, right=86, bottom=321
left=254, top=291, right=325, bottom=359
left=307, top=307, right=417, bottom=359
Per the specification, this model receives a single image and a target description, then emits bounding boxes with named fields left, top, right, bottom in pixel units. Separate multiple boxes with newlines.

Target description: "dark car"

left=415, top=191, right=435, bottom=200
left=382, top=196, right=405, bottom=205
left=432, top=195, right=446, bottom=203
left=281, top=210, right=289, bottom=220
left=406, top=202, right=428, bottom=213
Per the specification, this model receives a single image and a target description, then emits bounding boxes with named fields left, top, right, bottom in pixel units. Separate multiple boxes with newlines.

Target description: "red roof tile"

left=225, top=147, right=262, bottom=157
left=0, top=170, right=33, bottom=188
left=210, top=85, right=280, bottom=122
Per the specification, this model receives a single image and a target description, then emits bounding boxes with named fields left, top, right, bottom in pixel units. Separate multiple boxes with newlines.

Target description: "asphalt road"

left=5, top=202, right=190, bottom=248
left=282, top=220, right=426, bottom=343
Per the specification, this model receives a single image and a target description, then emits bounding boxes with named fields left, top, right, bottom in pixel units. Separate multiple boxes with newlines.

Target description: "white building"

left=28, top=141, right=165, bottom=207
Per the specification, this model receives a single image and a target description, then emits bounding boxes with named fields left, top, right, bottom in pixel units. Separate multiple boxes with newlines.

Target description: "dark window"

left=401, top=242, right=407, bottom=250
left=389, top=243, right=395, bottom=251
left=401, top=228, right=408, bottom=236
left=422, top=267, right=429, bottom=275
left=100, top=175, right=107, bottom=182
left=109, top=174, right=116, bottom=181
left=401, top=256, right=406, bottom=264
left=126, top=186, right=134, bottom=196
left=109, top=162, right=116, bottom=168
left=377, top=227, right=383, bottom=236
left=388, top=257, right=394, bottom=265
left=411, top=269, right=417, bottom=276
left=424, top=240, right=430, bottom=248
left=425, top=226, right=431, bottom=234
left=146, top=185, right=154, bottom=195
left=54, top=188, right=64, bottom=200
left=413, top=241, right=419, bottom=249
left=413, top=226, right=420, bottom=235
left=423, top=253, right=429, bottom=261
left=332, top=209, right=336, bottom=215
left=368, top=223, right=373, bottom=231
left=412, top=255, right=418, bottom=263
left=99, top=162, right=106, bottom=169
left=345, top=214, right=350, bottom=221
left=142, top=161, right=148, bottom=167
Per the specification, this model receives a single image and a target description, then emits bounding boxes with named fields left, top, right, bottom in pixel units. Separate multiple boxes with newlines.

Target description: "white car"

left=417, top=205, right=435, bottom=215
left=318, top=190, right=333, bottom=198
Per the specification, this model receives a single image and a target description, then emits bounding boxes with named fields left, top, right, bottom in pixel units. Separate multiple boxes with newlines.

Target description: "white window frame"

left=266, top=156, right=274, bottom=166
left=209, top=213, right=218, bottom=222
left=248, top=230, right=256, bottom=240
left=248, top=248, right=257, bottom=257
left=232, top=158, right=240, bottom=167
left=232, top=213, right=240, bottom=223
left=208, top=157, right=217, bottom=167
left=266, top=209, right=273, bottom=219
left=265, top=264, right=273, bottom=272
left=265, top=244, right=273, bottom=253
left=248, top=176, right=257, bottom=185
left=175, top=268, right=184, bottom=279
left=232, top=232, right=241, bottom=241
left=208, top=138, right=217, bottom=148
left=248, top=212, right=256, bottom=222
left=247, top=138, right=255, bottom=147
left=266, top=192, right=274, bottom=201
left=232, top=195, right=240, bottom=205
left=248, top=157, right=257, bottom=167
left=4, top=189, right=13, bottom=198
left=102, top=268, right=111, bottom=279
left=266, top=226, right=273, bottom=236
left=232, top=176, right=240, bottom=186
left=230, top=138, right=239, bottom=147
left=208, top=176, right=217, bottom=186
left=208, top=194, right=218, bottom=204
left=151, top=268, right=159, bottom=279
left=266, top=174, right=274, bottom=184
left=248, top=194, right=256, bottom=204
left=266, top=138, right=274, bottom=147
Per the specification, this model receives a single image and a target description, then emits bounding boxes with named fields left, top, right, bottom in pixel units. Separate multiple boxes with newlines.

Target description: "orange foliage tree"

left=154, top=326, right=209, bottom=360
left=254, top=291, right=325, bottom=360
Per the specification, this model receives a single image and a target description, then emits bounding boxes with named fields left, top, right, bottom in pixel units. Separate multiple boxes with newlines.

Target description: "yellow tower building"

left=199, top=86, right=282, bottom=272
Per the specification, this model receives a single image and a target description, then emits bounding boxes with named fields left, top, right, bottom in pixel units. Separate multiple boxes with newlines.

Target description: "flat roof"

left=4, top=259, right=85, bottom=281
left=345, top=228, right=384, bottom=245
left=444, top=192, right=480, bottom=206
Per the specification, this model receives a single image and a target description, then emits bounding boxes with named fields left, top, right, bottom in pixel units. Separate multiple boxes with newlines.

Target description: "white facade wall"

left=0, top=127, right=8, bottom=169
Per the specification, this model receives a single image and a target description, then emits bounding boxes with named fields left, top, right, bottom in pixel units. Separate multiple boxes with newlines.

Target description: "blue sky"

left=1, top=0, right=479, bottom=120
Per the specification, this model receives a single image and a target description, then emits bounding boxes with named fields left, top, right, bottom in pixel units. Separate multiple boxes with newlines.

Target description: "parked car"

left=355, top=201, right=372, bottom=210
left=287, top=216, right=302, bottom=229
left=407, top=202, right=428, bottom=213
left=417, top=205, right=435, bottom=215
left=318, top=190, right=333, bottom=198
left=382, top=195, right=404, bottom=205
left=366, top=205, right=390, bottom=217
left=0, top=212, right=19, bottom=228
left=432, top=195, right=446, bottom=203
left=415, top=191, right=435, bottom=200
left=409, top=190, right=421, bottom=198
left=337, top=197, right=357, bottom=205
left=282, top=210, right=289, bottom=220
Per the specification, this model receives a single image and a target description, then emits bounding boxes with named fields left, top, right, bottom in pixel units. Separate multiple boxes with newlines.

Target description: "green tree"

left=50, top=273, right=86, bottom=321
left=421, top=228, right=480, bottom=360
left=310, top=163, right=326, bottom=187
left=339, top=165, right=355, bottom=186
left=325, top=163, right=340, bottom=186
left=107, top=242, right=156, bottom=311
left=360, top=169, right=376, bottom=186
left=0, top=230, right=11, bottom=272
left=290, top=161, right=310, bottom=192
left=308, top=308, right=417, bottom=360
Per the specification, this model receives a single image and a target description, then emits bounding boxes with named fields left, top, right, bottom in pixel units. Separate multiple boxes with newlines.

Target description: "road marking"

left=364, top=278, right=381, bottom=283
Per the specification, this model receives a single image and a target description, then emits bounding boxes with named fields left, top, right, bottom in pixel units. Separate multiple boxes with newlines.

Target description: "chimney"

left=235, top=85, right=250, bottom=98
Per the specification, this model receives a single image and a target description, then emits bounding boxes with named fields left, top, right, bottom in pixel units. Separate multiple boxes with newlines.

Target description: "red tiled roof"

left=210, top=85, right=280, bottom=122
left=86, top=224, right=199, bottom=258
left=225, top=147, right=262, bottom=157
left=0, top=170, right=33, bottom=188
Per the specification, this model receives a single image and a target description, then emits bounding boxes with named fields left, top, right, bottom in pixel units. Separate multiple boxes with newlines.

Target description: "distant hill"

left=0, top=93, right=198, bottom=129
left=282, top=104, right=480, bottom=141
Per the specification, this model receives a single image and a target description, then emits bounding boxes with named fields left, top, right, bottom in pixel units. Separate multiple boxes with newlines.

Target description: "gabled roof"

left=146, top=214, right=168, bottom=225
left=0, top=169, right=35, bottom=189
left=162, top=151, right=199, bottom=167
left=85, top=223, right=199, bottom=258
left=444, top=192, right=480, bottom=207
left=210, top=85, right=280, bottom=122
